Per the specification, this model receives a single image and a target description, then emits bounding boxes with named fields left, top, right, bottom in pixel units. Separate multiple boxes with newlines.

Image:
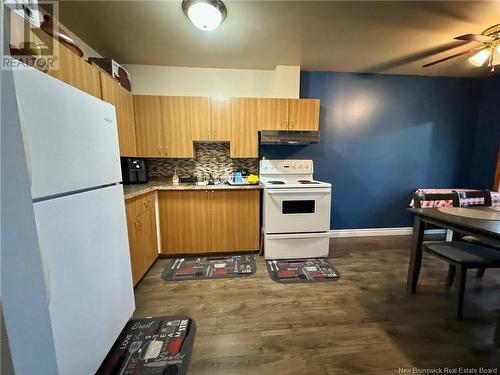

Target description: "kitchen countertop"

left=123, top=180, right=263, bottom=200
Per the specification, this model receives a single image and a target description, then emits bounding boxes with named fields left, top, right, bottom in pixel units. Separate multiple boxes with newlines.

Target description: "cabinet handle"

left=159, top=146, right=163, bottom=156
left=207, top=129, right=210, bottom=139
left=212, top=190, right=215, bottom=199
left=289, top=120, right=293, bottom=129
left=212, top=129, right=215, bottom=140
left=205, top=190, right=208, bottom=199
left=283, top=119, right=287, bottom=129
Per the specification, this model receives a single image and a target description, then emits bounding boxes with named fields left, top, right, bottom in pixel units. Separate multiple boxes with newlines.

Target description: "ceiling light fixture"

left=468, top=48, right=491, bottom=67
left=182, top=0, right=227, bottom=31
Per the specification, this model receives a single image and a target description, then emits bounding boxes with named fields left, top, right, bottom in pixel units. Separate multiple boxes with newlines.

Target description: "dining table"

left=407, top=206, right=500, bottom=345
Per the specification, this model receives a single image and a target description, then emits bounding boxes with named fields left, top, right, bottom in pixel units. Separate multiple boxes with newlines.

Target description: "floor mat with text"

left=266, top=258, right=340, bottom=283
left=162, top=255, right=256, bottom=281
left=97, top=315, right=196, bottom=375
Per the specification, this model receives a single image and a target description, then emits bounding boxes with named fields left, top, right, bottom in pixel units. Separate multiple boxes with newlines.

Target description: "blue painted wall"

left=467, top=74, right=500, bottom=189
left=260, top=71, right=487, bottom=229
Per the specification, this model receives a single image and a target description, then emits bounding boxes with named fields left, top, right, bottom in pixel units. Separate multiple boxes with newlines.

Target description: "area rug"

left=97, top=315, right=196, bottom=375
left=162, top=255, right=256, bottom=281
left=266, top=258, right=340, bottom=283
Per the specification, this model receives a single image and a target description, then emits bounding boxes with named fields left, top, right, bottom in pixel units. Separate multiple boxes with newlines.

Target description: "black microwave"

left=120, top=157, right=148, bottom=184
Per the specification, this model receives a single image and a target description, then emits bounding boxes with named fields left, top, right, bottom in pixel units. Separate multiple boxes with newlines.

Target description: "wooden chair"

left=422, top=241, right=500, bottom=319
left=412, top=192, right=460, bottom=241
left=456, top=189, right=492, bottom=207
left=455, top=190, right=499, bottom=278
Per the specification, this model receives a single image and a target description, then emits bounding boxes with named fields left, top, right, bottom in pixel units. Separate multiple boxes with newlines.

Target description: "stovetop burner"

left=298, top=180, right=320, bottom=184
left=267, top=180, right=285, bottom=185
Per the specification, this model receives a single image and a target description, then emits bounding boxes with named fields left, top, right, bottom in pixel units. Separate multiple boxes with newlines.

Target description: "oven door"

left=264, top=232, right=330, bottom=259
left=264, top=187, right=331, bottom=233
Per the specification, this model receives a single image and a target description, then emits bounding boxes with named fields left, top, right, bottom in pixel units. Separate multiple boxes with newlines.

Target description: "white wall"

left=123, top=64, right=301, bottom=98
left=275, top=65, right=301, bottom=99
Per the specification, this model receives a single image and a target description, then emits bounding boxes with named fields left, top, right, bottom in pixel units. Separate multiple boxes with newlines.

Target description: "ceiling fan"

left=423, top=24, right=500, bottom=72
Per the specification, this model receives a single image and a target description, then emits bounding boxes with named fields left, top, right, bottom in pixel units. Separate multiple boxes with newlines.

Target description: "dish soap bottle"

left=172, top=170, right=179, bottom=185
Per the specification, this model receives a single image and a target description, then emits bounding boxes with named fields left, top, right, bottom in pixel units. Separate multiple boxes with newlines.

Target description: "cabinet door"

left=138, top=208, right=158, bottom=272
left=46, top=42, right=101, bottom=99
left=161, top=97, right=193, bottom=158
left=133, top=95, right=164, bottom=157
left=230, top=98, right=259, bottom=158
left=210, top=98, right=232, bottom=141
left=121, top=89, right=137, bottom=155
left=125, top=199, right=144, bottom=285
left=288, top=99, right=320, bottom=130
left=190, top=97, right=211, bottom=141
left=211, top=190, right=260, bottom=252
left=100, top=72, right=137, bottom=156
left=158, top=191, right=211, bottom=254
left=257, top=98, right=289, bottom=130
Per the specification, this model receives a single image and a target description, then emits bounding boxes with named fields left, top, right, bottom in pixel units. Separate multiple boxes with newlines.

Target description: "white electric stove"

left=260, top=159, right=332, bottom=259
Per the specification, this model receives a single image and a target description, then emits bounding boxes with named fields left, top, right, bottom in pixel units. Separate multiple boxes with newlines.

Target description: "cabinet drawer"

left=134, top=192, right=155, bottom=215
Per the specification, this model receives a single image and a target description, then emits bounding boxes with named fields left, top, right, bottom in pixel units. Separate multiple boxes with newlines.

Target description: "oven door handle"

left=266, top=188, right=331, bottom=195
left=266, top=232, right=331, bottom=239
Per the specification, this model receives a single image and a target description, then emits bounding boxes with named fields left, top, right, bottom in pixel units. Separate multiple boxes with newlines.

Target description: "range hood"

left=259, top=130, right=320, bottom=145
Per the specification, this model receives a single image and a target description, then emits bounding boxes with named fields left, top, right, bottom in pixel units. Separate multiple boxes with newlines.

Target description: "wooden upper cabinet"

left=46, top=42, right=101, bottom=99
left=159, top=191, right=212, bottom=254
left=121, top=90, right=137, bottom=153
left=211, top=190, right=260, bottom=252
left=230, top=98, right=259, bottom=158
left=161, top=96, right=193, bottom=158
left=257, top=98, right=289, bottom=130
left=288, top=99, right=320, bottom=130
left=210, top=98, right=232, bottom=141
left=133, top=95, right=164, bottom=157
left=190, top=97, right=211, bottom=141
left=100, top=72, right=137, bottom=156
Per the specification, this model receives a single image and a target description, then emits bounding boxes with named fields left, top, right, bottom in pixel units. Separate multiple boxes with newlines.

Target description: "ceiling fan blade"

left=454, top=33, right=493, bottom=42
left=422, top=49, right=477, bottom=67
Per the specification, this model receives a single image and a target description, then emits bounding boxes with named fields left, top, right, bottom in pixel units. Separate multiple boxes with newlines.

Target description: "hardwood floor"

left=133, top=236, right=500, bottom=374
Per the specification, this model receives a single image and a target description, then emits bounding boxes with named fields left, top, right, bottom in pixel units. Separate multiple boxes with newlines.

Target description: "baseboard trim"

left=329, top=228, right=446, bottom=238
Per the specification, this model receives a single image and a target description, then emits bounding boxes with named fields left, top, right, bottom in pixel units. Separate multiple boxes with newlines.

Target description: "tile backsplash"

left=146, top=142, right=258, bottom=181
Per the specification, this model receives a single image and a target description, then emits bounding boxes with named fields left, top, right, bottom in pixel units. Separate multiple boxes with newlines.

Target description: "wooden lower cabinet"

left=159, top=189, right=260, bottom=254
left=125, top=193, right=158, bottom=285
left=159, top=191, right=212, bottom=254
left=211, top=190, right=260, bottom=252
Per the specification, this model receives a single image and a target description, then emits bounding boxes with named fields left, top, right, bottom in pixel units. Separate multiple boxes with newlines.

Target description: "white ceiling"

left=58, top=0, right=500, bottom=78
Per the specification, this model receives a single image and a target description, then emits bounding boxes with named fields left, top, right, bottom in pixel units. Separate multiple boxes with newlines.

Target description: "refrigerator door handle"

left=35, top=218, right=51, bottom=305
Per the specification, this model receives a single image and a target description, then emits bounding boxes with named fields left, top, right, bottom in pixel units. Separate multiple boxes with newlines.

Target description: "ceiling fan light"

left=183, top=0, right=227, bottom=31
left=468, top=49, right=491, bottom=67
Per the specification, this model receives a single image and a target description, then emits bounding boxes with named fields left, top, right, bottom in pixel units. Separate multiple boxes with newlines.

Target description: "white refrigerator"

left=13, top=67, right=135, bottom=374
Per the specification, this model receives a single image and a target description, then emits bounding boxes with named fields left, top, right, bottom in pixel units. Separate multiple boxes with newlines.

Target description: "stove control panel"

left=260, top=160, right=313, bottom=175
